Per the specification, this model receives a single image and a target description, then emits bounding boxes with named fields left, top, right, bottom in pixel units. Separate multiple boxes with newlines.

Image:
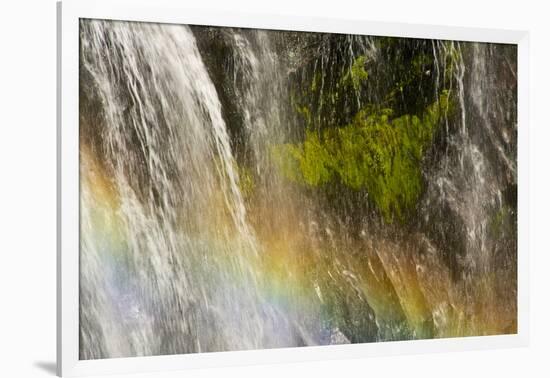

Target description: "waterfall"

left=420, top=41, right=517, bottom=334
left=79, top=19, right=306, bottom=359
left=230, top=31, right=286, bottom=171
left=79, top=19, right=517, bottom=359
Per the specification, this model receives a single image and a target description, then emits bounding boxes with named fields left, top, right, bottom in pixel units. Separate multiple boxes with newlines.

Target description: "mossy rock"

left=272, top=91, right=452, bottom=223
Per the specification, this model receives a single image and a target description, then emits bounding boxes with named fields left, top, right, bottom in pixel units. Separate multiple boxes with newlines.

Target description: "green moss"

left=292, top=54, right=372, bottom=132
left=341, top=55, right=369, bottom=91
left=489, top=205, right=514, bottom=237
left=213, top=158, right=256, bottom=199
left=272, top=92, right=451, bottom=222
left=296, top=104, right=313, bottom=128
left=311, top=71, right=321, bottom=92
left=442, top=42, right=462, bottom=87
left=235, top=163, right=255, bottom=199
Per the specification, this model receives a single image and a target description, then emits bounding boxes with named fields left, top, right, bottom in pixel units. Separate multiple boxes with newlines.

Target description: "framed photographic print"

left=57, top=0, right=529, bottom=376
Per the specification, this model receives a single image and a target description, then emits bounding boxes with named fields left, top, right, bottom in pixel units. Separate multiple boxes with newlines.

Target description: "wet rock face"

left=79, top=19, right=518, bottom=359
left=192, top=27, right=246, bottom=159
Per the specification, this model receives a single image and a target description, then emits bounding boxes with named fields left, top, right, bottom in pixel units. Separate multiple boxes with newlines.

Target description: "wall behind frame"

left=0, top=0, right=548, bottom=377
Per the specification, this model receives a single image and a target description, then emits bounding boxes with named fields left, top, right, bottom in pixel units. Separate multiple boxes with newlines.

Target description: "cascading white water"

left=420, top=42, right=517, bottom=334
left=230, top=31, right=286, bottom=171
left=79, top=19, right=305, bottom=359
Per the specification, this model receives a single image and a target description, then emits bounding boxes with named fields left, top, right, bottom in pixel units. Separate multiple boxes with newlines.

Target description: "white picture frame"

left=57, top=0, right=530, bottom=376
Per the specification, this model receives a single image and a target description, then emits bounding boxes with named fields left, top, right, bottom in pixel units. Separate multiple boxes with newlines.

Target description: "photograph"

left=7, top=0, right=550, bottom=377
left=79, top=18, right=518, bottom=360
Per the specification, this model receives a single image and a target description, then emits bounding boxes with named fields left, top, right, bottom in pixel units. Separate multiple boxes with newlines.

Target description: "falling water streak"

left=79, top=19, right=302, bottom=358
left=426, top=42, right=516, bottom=330
left=230, top=30, right=285, bottom=170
